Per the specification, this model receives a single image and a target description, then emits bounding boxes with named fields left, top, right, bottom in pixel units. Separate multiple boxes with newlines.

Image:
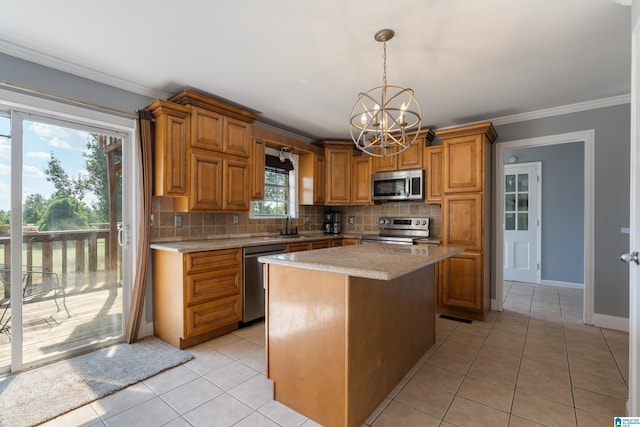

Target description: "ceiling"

left=0, top=0, right=632, bottom=140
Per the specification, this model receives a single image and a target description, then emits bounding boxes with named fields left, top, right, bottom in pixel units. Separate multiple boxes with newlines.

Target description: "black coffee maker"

left=322, top=211, right=341, bottom=234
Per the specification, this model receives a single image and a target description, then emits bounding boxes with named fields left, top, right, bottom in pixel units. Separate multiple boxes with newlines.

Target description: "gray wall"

left=0, top=52, right=154, bottom=114
left=504, top=142, right=584, bottom=284
left=496, top=103, right=630, bottom=318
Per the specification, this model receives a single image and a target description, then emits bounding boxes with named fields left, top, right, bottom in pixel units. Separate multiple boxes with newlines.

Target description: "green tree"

left=23, top=193, right=48, bottom=225
left=83, top=135, right=121, bottom=223
left=44, top=152, right=86, bottom=200
left=37, top=197, right=90, bottom=231
left=0, top=210, right=9, bottom=225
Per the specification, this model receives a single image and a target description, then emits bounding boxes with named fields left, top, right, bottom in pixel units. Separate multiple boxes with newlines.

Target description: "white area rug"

left=0, top=337, right=193, bottom=427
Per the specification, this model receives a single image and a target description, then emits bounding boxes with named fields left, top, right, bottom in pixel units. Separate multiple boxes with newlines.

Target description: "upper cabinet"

left=299, top=152, right=325, bottom=205
left=316, top=141, right=372, bottom=206
left=372, top=130, right=434, bottom=173
left=148, top=100, right=191, bottom=197
left=324, top=142, right=353, bottom=205
left=148, top=90, right=258, bottom=212
left=251, top=138, right=265, bottom=200
left=424, top=145, right=443, bottom=203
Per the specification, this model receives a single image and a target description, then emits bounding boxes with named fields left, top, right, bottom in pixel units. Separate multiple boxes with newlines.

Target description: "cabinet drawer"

left=185, top=249, right=241, bottom=273
left=186, top=267, right=241, bottom=306
left=185, top=295, right=241, bottom=338
left=310, top=240, right=330, bottom=249
left=287, top=242, right=311, bottom=252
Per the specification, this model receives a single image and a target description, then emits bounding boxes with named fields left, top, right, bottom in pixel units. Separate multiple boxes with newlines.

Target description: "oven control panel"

left=378, top=217, right=429, bottom=232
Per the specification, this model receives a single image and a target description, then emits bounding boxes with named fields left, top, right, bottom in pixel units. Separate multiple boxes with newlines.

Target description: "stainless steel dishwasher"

left=242, top=244, right=287, bottom=323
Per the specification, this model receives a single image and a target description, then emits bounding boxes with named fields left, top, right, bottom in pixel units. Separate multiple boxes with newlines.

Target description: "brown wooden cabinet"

left=189, top=150, right=223, bottom=211
left=148, top=100, right=190, bottom=197
left=251, top=138, right=265, bottom=200
left=149, top=90, right=258, bottom=212
left=324, top=142, right=353, bottom=205
left=424, top=145, right=443, bottom=203
left=437, top=122, right=496, bottom=321
left=152, top=248, right=242, bottom=349
left=372, top=131, right=433, bottom=173
left=299, top=153, right=325, bottom=205
left=319, top=141, right=372, bottom=206
left=351, top=156, right=373, bottom=205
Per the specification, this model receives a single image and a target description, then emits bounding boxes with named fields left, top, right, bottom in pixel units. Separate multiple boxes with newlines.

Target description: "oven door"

left=360, top=237, right=416, bottom=245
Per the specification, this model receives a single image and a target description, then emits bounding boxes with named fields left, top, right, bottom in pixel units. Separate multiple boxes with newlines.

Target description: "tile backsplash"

left=150, top=196, right=441, bottom=242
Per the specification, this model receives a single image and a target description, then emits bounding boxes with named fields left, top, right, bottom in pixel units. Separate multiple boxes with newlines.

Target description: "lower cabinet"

left=152, top=248, right=242, bottom=349
left=437, top=251, right=487, bottom=318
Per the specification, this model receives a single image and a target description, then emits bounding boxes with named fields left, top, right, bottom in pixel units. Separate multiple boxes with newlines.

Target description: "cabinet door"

left=151, top=102, right=190, bottom=196
left=373, top=147, right=398, bottom=172
left=442, top=193, right=483, bottom=250
left=424, top=146, right=443, bottom=203
left=223, top=157, right=250, bottom=211
left=185, top=294, right=242, bottom=338
left=351, top=156, right=373, bottom=205
left=439, top=252, right=482, bottom=311
left=251, top=138, right=265, bottom=200
left=223, top=117, right=251, bottom=157
left=325, top=147, right=352, bottom=205
left=398, top=139, right=424, bottom=170
left=442, top=134, right=483, bottom=193
left=189, top=150, right=223, bottom=211
left=191, top=107, right=223, bottom=152
left=314, top=156, right=326, bottom=204
left=342, top=238, right=360, bottom=245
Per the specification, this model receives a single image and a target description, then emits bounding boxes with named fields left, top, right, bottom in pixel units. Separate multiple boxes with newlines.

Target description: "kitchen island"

left=260, top=244, right=463, bottom=427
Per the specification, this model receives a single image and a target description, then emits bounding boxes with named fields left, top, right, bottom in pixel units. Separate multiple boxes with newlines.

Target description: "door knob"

left=620, top=251, right=640, bottom=265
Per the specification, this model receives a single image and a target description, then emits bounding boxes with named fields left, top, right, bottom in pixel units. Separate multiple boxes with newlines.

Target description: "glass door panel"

left=0, top=114, right=11, bottom=369
left=21, top=118, right=124, bottom=366
left=0, top=113, right=126, bottom=370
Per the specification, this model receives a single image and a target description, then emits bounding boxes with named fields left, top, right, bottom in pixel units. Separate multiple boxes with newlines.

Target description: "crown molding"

left=490, top=94, right=631, bottom=126
left=0, top=39, right=171, bottom=100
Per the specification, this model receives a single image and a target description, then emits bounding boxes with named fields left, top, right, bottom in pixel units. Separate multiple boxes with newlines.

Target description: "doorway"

left=503, top=162, right=542, bottom=284
left=494, top=130, right=595, bottom=325
left=0, top=93, right=135, bottom=373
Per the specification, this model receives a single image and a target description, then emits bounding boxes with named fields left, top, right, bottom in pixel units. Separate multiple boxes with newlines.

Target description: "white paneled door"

left=503, top=162, right=541, bottom=284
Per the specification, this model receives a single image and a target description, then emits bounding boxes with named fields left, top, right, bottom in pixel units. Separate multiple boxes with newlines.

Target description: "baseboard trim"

left=593, top=313, right=629, bottom=332
left=541, top=280, right=585, bottom=289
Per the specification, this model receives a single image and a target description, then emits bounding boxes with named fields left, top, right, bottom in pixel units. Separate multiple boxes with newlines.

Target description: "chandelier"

left=350, top=29, right=422, bottom=157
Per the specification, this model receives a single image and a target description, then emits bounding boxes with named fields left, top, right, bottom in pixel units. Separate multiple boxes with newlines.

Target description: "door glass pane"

left=518, top=213, right=529, bottom=230
left=505, top=174, right=516, bottom=192
left=19, top=119, right=123, bottom=366
left=517, top=173, right=529, bottom=192
left=0, top=115, right=10, bottom=369
left=505, top=194, right=516, bottom=211
left=505, top=213, right=516, bottom=230
left=517, top=193, right=529, bottom=211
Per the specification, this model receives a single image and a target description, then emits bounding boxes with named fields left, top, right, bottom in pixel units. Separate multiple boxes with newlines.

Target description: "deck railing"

left=0, top=228, right=120, bottom=298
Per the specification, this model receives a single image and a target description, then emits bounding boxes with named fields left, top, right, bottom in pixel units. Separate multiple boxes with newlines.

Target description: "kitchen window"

left=251, top=147, right=298, bottom=218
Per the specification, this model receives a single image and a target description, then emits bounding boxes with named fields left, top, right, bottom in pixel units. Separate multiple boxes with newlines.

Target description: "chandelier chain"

left=382, top=40, right=387, bottom=87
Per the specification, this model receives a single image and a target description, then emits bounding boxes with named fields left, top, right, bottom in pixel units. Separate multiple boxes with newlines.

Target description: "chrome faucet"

left=284, top=215, right=291, bottom=235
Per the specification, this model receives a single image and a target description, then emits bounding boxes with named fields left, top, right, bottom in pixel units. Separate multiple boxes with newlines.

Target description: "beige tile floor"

left=42, top=281, right=629, bottom=426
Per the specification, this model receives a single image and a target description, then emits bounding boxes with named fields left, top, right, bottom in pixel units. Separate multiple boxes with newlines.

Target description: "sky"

left=0, top=115, right=95, bottom=214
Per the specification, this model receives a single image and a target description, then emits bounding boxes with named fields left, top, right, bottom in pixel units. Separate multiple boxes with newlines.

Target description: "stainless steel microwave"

left=371, top=169, right=424, bottom=201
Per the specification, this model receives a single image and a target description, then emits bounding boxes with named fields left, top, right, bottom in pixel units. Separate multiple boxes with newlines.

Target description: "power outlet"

left=233, top=214, right=239, bottom=224
left=174, top=214, right=183, bottom=228
left=348, top=216, right=355, bottom=225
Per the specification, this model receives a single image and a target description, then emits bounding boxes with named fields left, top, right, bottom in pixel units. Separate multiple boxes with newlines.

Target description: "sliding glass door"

left=0, top=108, right=132, bottom=372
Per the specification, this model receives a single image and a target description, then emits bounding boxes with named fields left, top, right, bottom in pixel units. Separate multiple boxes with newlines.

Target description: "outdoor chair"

left=0, top=265, right=70, bottom=334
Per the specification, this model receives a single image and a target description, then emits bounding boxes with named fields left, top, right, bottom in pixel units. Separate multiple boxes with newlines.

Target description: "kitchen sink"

left=257, top=234, right=306, bottom=240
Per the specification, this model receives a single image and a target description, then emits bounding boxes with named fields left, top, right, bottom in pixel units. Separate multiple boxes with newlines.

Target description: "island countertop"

left=259, top=243, right=463, bottom=280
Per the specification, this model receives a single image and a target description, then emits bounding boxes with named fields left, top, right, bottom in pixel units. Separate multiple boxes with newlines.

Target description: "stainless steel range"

left=360, top=216, right=430, bottom=245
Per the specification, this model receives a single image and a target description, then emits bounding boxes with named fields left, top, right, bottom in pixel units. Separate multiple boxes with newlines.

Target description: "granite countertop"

left=149, top=233, right=358, bottom=253
left=259, top=244, right=463, bottom=280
